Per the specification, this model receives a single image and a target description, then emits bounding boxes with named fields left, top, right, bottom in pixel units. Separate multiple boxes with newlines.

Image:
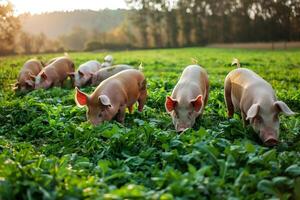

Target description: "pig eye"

left=173, top=111, right=179, bottom=118
left=98, top=113, right=102, bottom=118
left=254, top=116, right=263, bottom=123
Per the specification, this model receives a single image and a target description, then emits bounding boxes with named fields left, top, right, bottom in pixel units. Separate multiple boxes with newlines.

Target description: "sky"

left=9, top=0, right=128, bottom=15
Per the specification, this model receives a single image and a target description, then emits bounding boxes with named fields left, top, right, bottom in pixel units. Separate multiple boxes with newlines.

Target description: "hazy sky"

left=10, top=0, right=128, bottom=15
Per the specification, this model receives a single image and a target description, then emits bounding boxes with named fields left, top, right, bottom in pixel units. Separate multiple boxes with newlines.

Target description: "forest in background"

left=1, top=0, right=300, bottom=55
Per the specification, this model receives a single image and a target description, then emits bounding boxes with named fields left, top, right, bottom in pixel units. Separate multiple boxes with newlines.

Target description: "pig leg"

left=241, top=111, right=249, bottom=126
left=128, top=104, right=134, bottom=113
left=53, top=81, right=61, bottom=87
left=138, top=90, right=147, bottom=112
left=224, top=78, right=234, bottom=118
left=69, top=76, right=75, bottom=86
left=116, top=105, right=126, bottom=123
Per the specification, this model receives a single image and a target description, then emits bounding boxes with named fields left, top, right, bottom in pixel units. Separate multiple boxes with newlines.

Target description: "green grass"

left=0, top=47, right=300, bottom=199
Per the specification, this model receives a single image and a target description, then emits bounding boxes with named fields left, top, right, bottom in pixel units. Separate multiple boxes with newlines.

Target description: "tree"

left=0, top=1, right=20, bottom=54
left=59, top=27, right=88, bottom=51
left=177, top=0, right=193, bottom=46
left=126, top=0, right=150, bottom=48
left=162, top=0, right=179, bottom=47
left=18, top=32, right=33, bottom=54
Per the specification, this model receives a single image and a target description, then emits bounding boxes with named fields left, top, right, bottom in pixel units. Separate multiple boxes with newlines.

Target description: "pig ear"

left=87, top=72, right=94, bottom=77
left=246, top=104, right=260, bottom=120
left=13, top=82, right=19, bottom=91
left=98, top=95, right=112, bottom=107
left=191, top=95, right=203, bottom=112
left=29, top=73, right=36, bottom=81
left=165, top=96, right=177, bottom=112
left=68, top=72, right=75, bottom=78
left=41, top=72, right=47, bottom=80
left=274, top=101, right=295, bottom=116
left=78, top=70, right=84, bottom=77
left=75, top=87, right=88, bottom=107
left=25, top=80, right=34, bottom=87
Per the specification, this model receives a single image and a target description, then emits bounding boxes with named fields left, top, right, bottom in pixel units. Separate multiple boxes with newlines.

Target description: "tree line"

left=125, top=0, right=300, bottom=48
left=1, top=0, right=300, bottom=55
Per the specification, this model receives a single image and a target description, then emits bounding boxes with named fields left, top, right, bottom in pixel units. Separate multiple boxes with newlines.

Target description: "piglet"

left=34, top=57, right=75, bottom=89
left=91, top=64, right=133, bottom=86
left=165, top=65, right=209, bottom=132
left=75, top=69, right=147, bottom=125
left=224, top=62, right=295, bottom=146
left=101, top=55, right=113, bottom=68
left=69, top=60, right=101, bottom=88
left=14, top=59, right=43, bottom=93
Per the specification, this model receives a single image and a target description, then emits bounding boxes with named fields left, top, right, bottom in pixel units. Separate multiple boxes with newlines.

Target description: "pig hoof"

left=264, top=138, right=278, bottom=147
left=227, top=112, right=233, bottom=118
left=176, top=127, right=189, bottom=133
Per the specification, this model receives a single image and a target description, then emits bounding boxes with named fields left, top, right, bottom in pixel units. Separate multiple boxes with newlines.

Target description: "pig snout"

left=176, top=123, right=190, bottom=132
left=264, top=137, right=278, bottom=147
left=260, top=130, right=278, bottom=147
left=89, top=118, right=102, bottom=126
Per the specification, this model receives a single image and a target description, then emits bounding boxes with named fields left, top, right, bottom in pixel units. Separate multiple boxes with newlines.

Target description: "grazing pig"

left=14, top=59, right=43, bottom=93
left=69, top=60, right=101, bottom=88
left=224, top=64, right=295, bottom=146
left=75, top=69, right=147, bottom=125
left=91, top=64, right=133, bottom=86
left=34, top=57, right=75, bottom=89
left=101, top=55, right=113, bottom=68
left=165, top=65, right=209, bottom=132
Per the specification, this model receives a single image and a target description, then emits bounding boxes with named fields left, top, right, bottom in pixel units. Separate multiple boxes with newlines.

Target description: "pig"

left=224, top=64, right=295, bottom=146
left=75, top=69, right=147, bottom=125
left=91, top=64, right=133, bottom=86
left=69, top=60, right=102, bottom=88
left=13, top=59, right=43, bottom=93
left=34, top=57, right=75, bottom=89
left=165, top=65, right=209, bottom=132
left=101, top=55, right=113, bottom=68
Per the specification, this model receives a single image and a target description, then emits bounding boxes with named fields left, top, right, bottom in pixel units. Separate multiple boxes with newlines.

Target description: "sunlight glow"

left=10, top=0, right=128, bottom=15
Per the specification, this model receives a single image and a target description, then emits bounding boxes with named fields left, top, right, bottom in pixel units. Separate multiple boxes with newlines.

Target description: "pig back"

left=46, top=57, right=75, bottom=80
left=21, top=59, right=43, bottom=75
left=226, top=68, right=273, bottom=104
left=96, top=69, right=145, bottom=105
left=19, top=59, right=43, bottom=82
left=79, top=60, right=101, bottom=73
left=175, top=65, right=209, bottom=105
left=97, top=65, right=133, bottom=82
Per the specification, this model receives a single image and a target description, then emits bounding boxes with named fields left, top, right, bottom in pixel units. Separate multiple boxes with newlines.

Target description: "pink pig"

left=75, top=69, right=147, bottom=125
left=14, top=59, right=43, bottom=93
left=224, top=64, right=295, bottom=146
left=165, top=65, right=209, bottom=132
left=69, top=60, right=102, bottom=88
left=91, top=64, right=133, bottom=86
left=34, top=57, right=75, bottom=89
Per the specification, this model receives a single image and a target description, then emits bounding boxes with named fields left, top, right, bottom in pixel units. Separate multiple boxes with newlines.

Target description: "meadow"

left=0, top=48, right=300, bottom=199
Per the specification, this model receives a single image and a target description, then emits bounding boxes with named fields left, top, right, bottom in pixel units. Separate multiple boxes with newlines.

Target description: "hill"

left=19, top=9, right=129, bottom=38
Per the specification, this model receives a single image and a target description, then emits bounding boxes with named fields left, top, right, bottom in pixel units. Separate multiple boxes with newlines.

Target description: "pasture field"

left=0, top=48, right=300, bottom=199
